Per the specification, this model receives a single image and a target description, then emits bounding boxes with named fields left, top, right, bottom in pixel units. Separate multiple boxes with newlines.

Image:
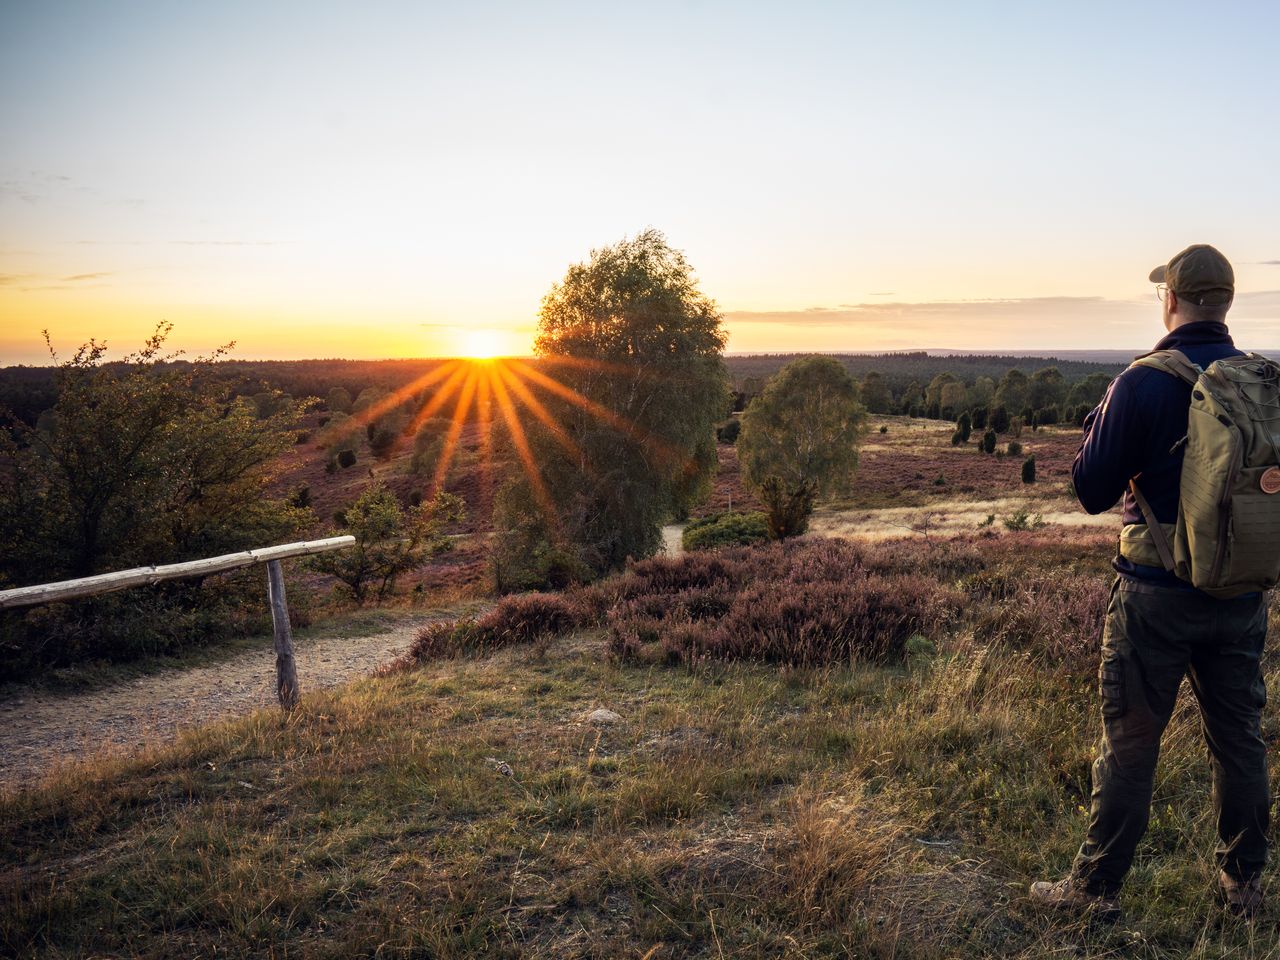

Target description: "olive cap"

left=1148, top=244, right=1234, bottom=306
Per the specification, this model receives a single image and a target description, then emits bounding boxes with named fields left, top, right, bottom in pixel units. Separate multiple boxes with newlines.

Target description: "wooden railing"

left=0, top=536, right=356, bottom=709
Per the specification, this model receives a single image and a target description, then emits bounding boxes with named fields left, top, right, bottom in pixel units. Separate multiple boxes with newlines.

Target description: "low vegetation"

left=3, top=530, right=1276, bottom=959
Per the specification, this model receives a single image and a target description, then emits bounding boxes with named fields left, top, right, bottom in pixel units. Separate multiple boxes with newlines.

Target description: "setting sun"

left=460, top=329, right=503, bottom=359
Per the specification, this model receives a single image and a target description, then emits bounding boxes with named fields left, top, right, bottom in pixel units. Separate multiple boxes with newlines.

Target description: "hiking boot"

left=1029, top=876, right=1121, bottom=920
left=1219, top=870, right=1263, bottom=919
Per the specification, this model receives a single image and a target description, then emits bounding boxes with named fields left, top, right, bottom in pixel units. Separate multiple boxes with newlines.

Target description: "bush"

left=370, top=427, right=398, bottom=461
left=682, top=512, right=770, bottom=551
left=337, top=449, right=357, bottom=468
left=387, top=592, right=584, bottom=665
left=607, top=540, right=963, bottom=667
left=309, top=484, right=463, bottom=603
left=715, top=418, right=740, bottom=444
left=1021, top=454, right=1036, bottom=484
left=980, top=429, right=997, bottom=454
left=879, top=425, right=888, bottom=434
left=990, top=406, right=1010, bottom=433
left=1007, top=440, right=1023, bottom=456
left=950, top=429, right=965, bottom=446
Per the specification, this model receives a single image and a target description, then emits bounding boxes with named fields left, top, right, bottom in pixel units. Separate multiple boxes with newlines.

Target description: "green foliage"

left=956, top=411, right=972, bottom=442
left=308, top=483, right=463, bottom=603
left=513, top=228, right=729, bottom=576
left=858, top=370, right=893, bottom=413
left=1003, top=507, right=1046, bottom=531
left=981, top=429, right=997, bottom=454
left=989, top=405, right=1010, bottom=433
left=337, top=448, right=357, bottom=468
left=758, top=476, right=816, bottom=539
left=1007, top=440, right=1023, bottom=456
left=1028, top=366, right=1067, bottom=409
left=0, top=325, right=309, bottom=585
left=1021, top=454, right=1037, bottom=484
left=994, top=369, right=1029, bottom=413
left=738, top=356, right=865, bottom=539
left=682, top=511, right=770, bottom=551
left=490, top=477, right=591, bottom=592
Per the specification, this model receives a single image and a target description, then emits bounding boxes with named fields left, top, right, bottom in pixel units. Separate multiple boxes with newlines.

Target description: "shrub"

left=1007, top=440, right=1023, bottom=456
left=950, top=429, right=964, bottom=446
left=309, top=484, right=463, bottom=603
left=682, top=511, right=770, bottom=551
left=388, top=592, right=583, bottom=665
left=337, top=449, right=357, bottom=468
left=955, top=411, right=972, bottom=442
left=1021, top=454, right=1036, bottom=484
left=980, top=429, right=997, bottom=454
left=879, top=425, right=888, bottom=434
left=1002, top=508, right=1045, bottom=531
left=370, top=427, right=398, bottom=461
left=607, top=540, right=963, bottom=667
left=990, top=406, right=1010, bottom=434
left=715, top=418, right=741, bottom=444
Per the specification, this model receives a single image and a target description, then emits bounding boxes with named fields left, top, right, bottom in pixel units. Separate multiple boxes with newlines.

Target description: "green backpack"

left=1118, top=349, right=1280, bottom=597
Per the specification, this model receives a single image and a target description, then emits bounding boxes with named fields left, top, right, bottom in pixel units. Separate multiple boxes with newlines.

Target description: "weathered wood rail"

left=0, top=536, right=356, bottom=709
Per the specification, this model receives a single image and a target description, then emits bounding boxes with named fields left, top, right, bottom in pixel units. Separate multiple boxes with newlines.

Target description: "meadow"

left=3, top=413, right=1278, bottom=959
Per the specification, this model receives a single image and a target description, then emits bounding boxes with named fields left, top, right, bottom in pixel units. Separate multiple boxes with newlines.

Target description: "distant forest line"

left=0, top=351, right=1128, bottom=426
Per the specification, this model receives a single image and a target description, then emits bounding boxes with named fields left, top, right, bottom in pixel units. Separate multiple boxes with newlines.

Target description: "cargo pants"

left=1071, top=578, right=1270, bottom=895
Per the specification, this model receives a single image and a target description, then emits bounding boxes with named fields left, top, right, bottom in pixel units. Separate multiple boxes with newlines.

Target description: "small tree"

left=981, top=429, right=997, bottom=454
left=1021, top=454, right=1037, bottom=484
left=310, top=484, right=464, bottom=603
left=738, top=356, right=865, bottom=538
left=990, top=405, right=1010, bottom=434
left=337, top=449, right=357, bottom=468
left=956, top=411, right=972, bottom=442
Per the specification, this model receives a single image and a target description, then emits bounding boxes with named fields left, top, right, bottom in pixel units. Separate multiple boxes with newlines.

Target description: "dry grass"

left=3, top=533, right=1278, bottom=959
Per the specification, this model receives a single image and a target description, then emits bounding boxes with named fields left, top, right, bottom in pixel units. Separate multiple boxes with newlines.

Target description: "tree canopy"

left=495, top=229, right=728, bottom=585
left=738, top=355, right=865, bottom=537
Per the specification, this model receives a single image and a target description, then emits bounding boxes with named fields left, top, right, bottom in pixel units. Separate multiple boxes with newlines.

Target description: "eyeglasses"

left=1156, top=283, right=1169, bottom=303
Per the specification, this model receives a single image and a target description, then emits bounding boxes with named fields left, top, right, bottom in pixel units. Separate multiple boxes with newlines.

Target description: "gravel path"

left=0, top=618, right=434, bottom=791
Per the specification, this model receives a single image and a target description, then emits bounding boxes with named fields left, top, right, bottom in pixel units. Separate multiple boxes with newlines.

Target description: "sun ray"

left=405, top=361, right=472, bottom=438
left=324, top=359, right=461, bottom=446
left=475, top=363, right=495, bottom=508
left=429, top=366, right=479, bottom=496
left=493, top=361, right=583, bottom=462
left=506, top=359, right=682, bottom=465
left=489, top=363, right=558, bottom=521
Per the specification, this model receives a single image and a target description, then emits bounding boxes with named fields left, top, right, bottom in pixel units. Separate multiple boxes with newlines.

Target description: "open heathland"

left=4, top=530, right=1278, bottom=959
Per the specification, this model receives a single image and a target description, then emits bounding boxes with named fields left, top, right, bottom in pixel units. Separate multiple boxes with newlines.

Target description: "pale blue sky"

left=2, top=0, right=1278, bottom=360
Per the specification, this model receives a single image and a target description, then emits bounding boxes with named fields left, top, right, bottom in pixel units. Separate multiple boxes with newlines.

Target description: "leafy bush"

left=980, top=429, right=997, bottom=454
left=682, top=511, right=770, bottom=551
left=309, top=484, right=463, bottom=603
left=337, top=449, right=357, bottom=468
left=1007, top=440, right=1023, bottom=456
left=716, top=418, right=740, bottom=444
left=1021, top=454, right=1036, bottom=484
left=1002, top=508, right=1045, bottom=531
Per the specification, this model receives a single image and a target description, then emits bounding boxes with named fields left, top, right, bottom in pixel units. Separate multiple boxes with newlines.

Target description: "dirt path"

left=0, top=617, right=438, bottom=790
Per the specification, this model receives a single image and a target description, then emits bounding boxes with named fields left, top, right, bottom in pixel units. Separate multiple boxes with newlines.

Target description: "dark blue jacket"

left=1072, top=321, right=1243, bottom=586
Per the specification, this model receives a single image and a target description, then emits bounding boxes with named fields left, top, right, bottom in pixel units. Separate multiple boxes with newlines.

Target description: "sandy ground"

left=812, top=495, right=1117, bottom=541
left=0, top=618, right=436, bottom=791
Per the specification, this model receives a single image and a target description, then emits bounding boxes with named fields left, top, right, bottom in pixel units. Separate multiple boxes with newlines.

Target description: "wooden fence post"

left=266, top=559, right=300, bottom=710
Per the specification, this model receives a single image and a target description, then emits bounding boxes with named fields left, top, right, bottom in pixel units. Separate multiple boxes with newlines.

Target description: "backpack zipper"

left=1207, top=376, right=1244, bottom=585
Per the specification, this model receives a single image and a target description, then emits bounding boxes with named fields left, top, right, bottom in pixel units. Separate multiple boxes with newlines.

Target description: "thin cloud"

left=61, top=272, right=111, bottom=282
left=0, top=273, right=34, bottom=285
left=1256, top=260, right=1280, bottom=266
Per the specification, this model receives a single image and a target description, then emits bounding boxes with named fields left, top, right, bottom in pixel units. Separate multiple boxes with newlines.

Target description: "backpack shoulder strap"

left=1129, top=348, right=1202, bottom=386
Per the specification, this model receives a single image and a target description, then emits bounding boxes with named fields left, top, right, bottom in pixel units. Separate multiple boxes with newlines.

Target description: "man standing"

left=1031, top=244, right=1269, bottom=919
